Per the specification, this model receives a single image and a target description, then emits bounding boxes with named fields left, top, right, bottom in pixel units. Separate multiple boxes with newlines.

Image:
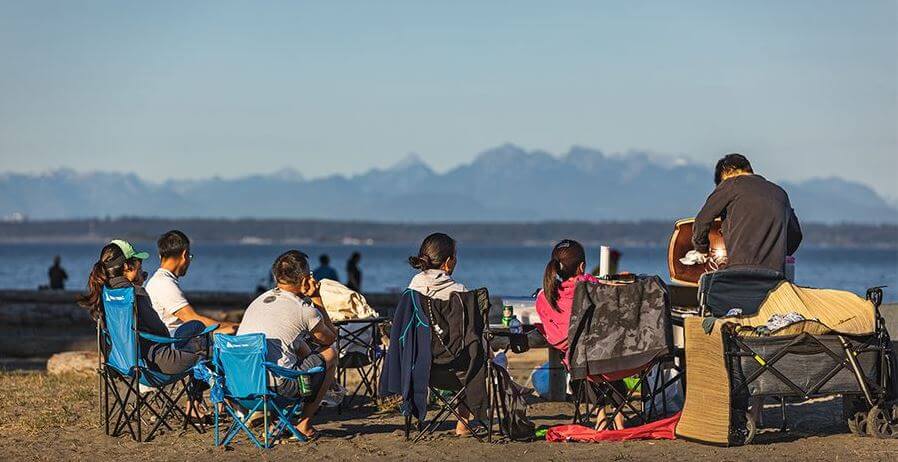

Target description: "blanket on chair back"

left=567, top=275, right=673, bottom=380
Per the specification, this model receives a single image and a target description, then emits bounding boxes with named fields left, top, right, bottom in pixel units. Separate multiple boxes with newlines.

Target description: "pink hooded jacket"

left=535, top=273, right=599, bottom=353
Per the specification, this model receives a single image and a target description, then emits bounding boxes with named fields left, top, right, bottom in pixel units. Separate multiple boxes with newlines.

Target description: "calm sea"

left=1, top=243, right=896, bottom=302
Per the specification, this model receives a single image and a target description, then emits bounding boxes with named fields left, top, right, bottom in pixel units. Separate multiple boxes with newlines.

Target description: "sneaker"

left=319, top=383, right=346, bottom=408
left=138, top=383, right=157, bottom=394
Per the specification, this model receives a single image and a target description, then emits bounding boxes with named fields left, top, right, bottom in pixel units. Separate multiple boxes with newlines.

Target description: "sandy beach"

left=2, top=347, right=898, bottom=461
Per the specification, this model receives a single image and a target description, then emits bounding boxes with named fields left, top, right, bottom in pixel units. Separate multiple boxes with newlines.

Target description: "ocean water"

left=0, top=242, right=896, bottom=302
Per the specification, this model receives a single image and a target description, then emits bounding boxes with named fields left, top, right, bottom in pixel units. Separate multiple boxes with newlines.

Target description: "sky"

left=0, top=1, right=896, bottom=199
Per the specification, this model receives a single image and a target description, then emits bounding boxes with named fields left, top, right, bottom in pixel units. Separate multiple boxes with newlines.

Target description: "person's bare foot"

left=455, top=420, right=472, bottom=437
left=296, top=419, right=318, bottom=438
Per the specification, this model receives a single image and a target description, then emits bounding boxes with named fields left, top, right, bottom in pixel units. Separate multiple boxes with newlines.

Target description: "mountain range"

left=2, top=144, right=896, bottom=223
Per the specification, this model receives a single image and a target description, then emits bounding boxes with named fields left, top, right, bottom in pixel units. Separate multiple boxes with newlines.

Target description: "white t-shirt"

left=145, top=268, right=190, bottom=334
left=237, top=288, right=323, bottom=377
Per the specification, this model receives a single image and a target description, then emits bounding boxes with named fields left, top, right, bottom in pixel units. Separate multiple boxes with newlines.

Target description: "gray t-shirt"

left=237, top=288, right=322, bottom=379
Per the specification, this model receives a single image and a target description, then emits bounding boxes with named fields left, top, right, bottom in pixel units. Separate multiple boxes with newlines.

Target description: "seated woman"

left=406, top=232, right=471, bottom=436
left=78, top=240, right=209, bottom=411
left=534, top=239, right=625, bottom=431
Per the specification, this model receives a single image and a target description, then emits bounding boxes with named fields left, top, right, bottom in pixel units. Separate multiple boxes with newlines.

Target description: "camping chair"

left=335, top=316, right=390, bottom=413
left=210, top=333, right=325, bottom=449
left=403, top=289, right=491, bottom=443
left=97, top=286, right=217, bottom=442
left=566, top=276, right=685, bottom=431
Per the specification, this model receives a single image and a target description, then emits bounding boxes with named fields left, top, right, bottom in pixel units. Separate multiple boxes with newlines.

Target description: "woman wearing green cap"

left=78, top=240, right=209, bottom=377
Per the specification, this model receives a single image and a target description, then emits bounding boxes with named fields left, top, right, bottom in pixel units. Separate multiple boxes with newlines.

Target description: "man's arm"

left=692, top=185, right=731, bottom=253
left=308, top=316, right=337, bottom=347
left=174, top=305, right=238, bottom=333
left=301, top=276, right=337, bottom=344
left=786, top=207, right=802, bottom=256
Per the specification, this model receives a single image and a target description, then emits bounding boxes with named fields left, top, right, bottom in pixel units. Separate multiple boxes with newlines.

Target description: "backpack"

left=492, top=360, right=535, bottom=441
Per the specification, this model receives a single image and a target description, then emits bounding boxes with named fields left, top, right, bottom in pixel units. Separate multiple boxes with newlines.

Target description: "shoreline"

left=1, top=238, right=897, bottom=250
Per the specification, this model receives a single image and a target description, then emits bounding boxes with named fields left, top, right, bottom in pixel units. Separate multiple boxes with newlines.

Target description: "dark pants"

left=273, top=353, right=326, bottom=402
left=148, top=321, right=210, bottom=398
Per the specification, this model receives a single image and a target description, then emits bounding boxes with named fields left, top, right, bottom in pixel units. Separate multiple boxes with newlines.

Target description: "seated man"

left=690, top=154, right=802, bottom=272
left=146, top=230, right=239, bottom=335
left=238, top=250, right=338, bottom=439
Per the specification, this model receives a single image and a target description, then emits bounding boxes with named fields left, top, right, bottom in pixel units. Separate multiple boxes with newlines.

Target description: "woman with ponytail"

left=534, top=239, right=626, bottom=431
left=407, top=232, right=466, bottom=300
left=535, top=239, right=598, bottom=353
left=79, top=240, right=208, bottom=376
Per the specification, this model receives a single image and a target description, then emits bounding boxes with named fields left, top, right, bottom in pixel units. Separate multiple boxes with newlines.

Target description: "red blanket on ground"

left=545, top=412, right=681, bottom=443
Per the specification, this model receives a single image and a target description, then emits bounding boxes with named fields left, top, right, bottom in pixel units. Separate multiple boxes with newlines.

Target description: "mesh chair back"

left=214, top=333, right=268, bottom=399
left=102, top=287, right=138, bottom=375
left=699, top=266, right=784, bottom=317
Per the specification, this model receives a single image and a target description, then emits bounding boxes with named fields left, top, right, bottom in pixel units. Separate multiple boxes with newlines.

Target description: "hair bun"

left=408, top=255, right=433, bottom=270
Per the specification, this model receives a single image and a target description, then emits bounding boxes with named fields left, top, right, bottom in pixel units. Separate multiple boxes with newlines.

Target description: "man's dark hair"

left=272, top=250, right=310, bottom=285
left=157, top=230, right=190, bottom=260
left=319, top=254, right=330, bottom=265
left=714, top=153, right=753, bottom=185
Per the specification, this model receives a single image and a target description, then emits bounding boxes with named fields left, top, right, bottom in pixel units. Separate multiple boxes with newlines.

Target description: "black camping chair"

left=334, top=316, right=390, bottom=413
left=699, top=266, right=785, bottom=317
left=403, top=289, right=491, bottom=443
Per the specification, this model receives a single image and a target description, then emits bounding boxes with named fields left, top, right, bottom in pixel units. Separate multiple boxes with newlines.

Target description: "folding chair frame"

left=215, top=394, right=307, bottom=448
left=335, top=317, right=389, bottom=413
left=404, top=385, right=489, bottom=443
left=571, top=352, right=685, bottom=430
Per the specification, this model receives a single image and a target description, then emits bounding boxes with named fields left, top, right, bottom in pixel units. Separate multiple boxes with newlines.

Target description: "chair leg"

left=102, top=373, right=110, bottom=436
left=404, top=413, right=411, bottom=441
left=214, top=398, right=220, bottom=447
left=263, top=397, right=269, bottom=449
left=135, top=377, right=142, bottom=442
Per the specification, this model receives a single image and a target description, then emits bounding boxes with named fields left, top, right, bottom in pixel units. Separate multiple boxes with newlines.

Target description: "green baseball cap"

left=110, top=239, right=150, bottom=260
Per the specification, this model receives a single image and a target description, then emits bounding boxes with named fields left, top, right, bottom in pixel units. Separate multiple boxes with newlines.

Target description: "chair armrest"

left=197, top=324, right=219, bottom=336
left=138, top=331, right=180, bottom=344
left=138, top=324, right=218, bottom=345
left=263, top=362, right=325, bottom=379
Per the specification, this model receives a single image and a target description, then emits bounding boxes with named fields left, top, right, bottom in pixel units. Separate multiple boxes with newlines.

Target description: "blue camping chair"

left=209, top=333, right=325, bottom=448
left=98, top=286, right=217, bottom=442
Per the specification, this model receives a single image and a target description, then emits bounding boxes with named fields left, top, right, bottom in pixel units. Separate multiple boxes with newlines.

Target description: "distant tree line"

left=0, top=218, right=896, bottom=248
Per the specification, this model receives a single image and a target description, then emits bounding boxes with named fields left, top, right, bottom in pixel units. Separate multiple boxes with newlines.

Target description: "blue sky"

left=0, top=1, right=896, bottom=198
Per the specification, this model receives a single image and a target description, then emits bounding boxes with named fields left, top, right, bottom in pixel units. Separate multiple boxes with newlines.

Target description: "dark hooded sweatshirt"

left=380, top=289, right=432, bottom=428
left=692, top=174, right=802, bottom=272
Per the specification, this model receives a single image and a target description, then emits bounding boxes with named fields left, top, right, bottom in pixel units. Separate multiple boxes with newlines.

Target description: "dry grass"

left=0, top=371, right=96, bottom=436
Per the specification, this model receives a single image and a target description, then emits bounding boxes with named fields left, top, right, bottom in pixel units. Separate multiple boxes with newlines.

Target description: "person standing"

left=346, top=252, right=362, bottom=292
left=48, top=255, right=68, bottom=290
left=689, top=154, right=802, bottom=272
left=145, top=230, right=238, bottom=335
